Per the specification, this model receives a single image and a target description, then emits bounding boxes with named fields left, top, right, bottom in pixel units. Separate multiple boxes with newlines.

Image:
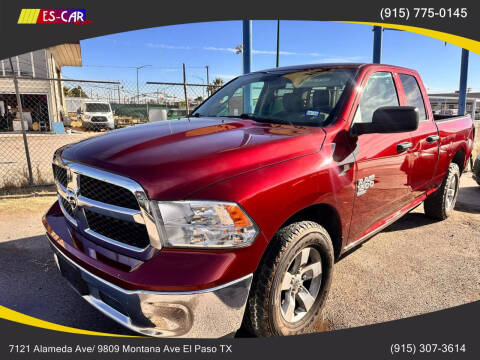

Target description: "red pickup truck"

left=44, top=63, right=474, bottom=338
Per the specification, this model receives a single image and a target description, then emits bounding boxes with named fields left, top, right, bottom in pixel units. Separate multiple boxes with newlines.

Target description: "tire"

left=244, top=221, right=334, bottom=337
left=424, top=163, right=460, bottom=220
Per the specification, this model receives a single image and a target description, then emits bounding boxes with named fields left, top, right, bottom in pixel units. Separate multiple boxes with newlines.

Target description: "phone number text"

left=390, top=343, right=466, bottom=355
left=380, top=8, right=468, bottom=20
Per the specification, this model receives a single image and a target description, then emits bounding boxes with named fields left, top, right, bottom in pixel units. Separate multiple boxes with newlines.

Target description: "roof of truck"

left=255, top=63, right=416, bottom=74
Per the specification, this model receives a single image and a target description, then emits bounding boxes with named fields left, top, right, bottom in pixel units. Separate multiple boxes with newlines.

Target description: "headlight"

left=155, top=201, right=259, bottom=248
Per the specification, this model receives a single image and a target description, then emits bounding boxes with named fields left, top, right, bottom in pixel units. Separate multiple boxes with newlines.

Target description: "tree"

left=208, top=77, right=224, bottom=96
left=63, top=85, right=88, bottom=98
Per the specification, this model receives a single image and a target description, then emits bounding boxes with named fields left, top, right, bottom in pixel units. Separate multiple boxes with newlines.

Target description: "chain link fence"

left=0, top=58, right=222, bottom=192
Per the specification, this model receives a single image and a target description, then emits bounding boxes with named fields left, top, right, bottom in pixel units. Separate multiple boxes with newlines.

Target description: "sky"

left=62, top=20, right=480, bottom=94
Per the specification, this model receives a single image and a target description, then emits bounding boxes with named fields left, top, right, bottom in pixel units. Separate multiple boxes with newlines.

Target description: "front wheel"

left=243, top=221, right=334, bottom=337
left=424, top=163, right=460, bottom=220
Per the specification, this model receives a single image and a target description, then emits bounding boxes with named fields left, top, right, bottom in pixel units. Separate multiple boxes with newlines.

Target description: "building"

left=0, top=42, right=82, bottom=132
left=429, top=92, right=479, bottom=121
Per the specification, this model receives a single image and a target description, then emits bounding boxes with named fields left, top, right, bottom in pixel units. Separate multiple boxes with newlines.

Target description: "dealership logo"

left=18, top=9, right=91, bottom=25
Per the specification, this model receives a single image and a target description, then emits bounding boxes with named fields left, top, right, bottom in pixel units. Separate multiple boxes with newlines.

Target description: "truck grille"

left=91, top=116, right=107, bottom=122
left=52, top=160, right=159, bottom=253
left=84, top=209, right=150, bottom=248
left=60, top=196, right=75, bottom=218
left=79, top=175, right=140, bottom=210
left=53, top=164, right=68, bottom=187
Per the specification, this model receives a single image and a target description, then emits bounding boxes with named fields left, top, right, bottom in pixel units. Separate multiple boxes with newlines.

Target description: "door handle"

left=426, top=135, right=439, bottom=143
left=397, top=142, right=413, bottom=153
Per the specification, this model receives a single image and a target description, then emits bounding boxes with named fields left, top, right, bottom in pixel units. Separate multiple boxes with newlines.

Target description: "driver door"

left=347, top=71, right=414, bottom=244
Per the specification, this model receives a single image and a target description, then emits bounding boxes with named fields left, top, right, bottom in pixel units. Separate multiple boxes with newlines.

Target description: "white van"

left=79, top=101, right=115, bottom=130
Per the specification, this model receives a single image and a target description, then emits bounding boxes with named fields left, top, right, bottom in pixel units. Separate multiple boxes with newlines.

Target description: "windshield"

left=193, top=68, right=356, bottom=126
left=85, top=103, right=111, bottom=112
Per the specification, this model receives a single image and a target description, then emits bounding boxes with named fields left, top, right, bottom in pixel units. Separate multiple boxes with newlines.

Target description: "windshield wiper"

left=238, top=113, right=290, bottom=125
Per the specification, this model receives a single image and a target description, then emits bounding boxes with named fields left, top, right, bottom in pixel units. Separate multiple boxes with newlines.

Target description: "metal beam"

left=242, top=20, right=252, bottom=74
left=373, top=26, right=382, bottom=64
left=242, top=20, right=252, bottom=113
left=276, top=20, right=280, bottom=67
left=458, top=49, right=469, bottom=116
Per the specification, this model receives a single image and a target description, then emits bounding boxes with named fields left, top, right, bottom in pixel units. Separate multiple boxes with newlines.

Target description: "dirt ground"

left=0, top=176, right=478, bottom=336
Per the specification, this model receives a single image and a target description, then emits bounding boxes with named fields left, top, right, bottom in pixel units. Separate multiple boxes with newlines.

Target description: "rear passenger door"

left=398, top=73, right=438, bottom=197
left=347, top=71, right=414, bottom=244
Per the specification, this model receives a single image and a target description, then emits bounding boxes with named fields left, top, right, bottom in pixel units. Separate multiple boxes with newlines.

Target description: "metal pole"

left=276, top=20, right=280, bottom=67
left=183, top=63, right=189, bottom=117
left=9, top=58, right=33, bottom=186
left=243, top=20, right=252, bottom=74
left=205, top=65, right=210, bottom=96
left=136, top=67, right=139, bottom=104
left=117, top=85, right=121, bottom=104
left=243, top=21, right=252, bottom=114
left=471, top=99, right=477, bottom=121
left=373, top=26, right=382, bottom=64
left=458, top=49, right=469, bottom=116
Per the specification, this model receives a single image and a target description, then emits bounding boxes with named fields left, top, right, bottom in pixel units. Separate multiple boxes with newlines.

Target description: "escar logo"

left=18, top=9, right=91, bottom=25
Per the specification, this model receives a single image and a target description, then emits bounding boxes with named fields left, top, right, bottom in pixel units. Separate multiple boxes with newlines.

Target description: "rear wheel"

left=424, top=163, right=460, bottom=220
left=244, top=221, right=334, bottom=337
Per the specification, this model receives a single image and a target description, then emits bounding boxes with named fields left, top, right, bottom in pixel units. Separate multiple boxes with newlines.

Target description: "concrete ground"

left=0, top=176, right=478, bottom=337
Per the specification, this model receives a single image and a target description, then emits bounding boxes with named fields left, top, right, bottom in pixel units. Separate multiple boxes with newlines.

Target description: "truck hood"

left=85, top=112, right=112, bottom=116
left=61, top=117, right=325, bottom=199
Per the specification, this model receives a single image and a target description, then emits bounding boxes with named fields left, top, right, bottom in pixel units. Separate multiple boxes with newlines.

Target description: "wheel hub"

left=290, top=275, right=303, bottom=293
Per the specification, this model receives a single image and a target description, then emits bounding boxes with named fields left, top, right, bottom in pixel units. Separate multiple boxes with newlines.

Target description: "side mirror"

left=351, top=106, right=419, bottom=136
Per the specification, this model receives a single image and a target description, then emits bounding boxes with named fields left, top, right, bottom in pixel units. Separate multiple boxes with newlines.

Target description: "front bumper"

left=47, top=236, right=252, bottom=338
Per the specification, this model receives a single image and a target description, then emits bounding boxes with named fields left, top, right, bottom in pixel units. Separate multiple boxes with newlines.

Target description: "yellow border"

left=0, top=305, right=139, bottom=337
left=341, top=21, right=480, bottom=55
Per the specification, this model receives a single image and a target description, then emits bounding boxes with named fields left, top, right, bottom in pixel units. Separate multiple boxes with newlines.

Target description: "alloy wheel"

left=279, top=247, right=322, bottom=323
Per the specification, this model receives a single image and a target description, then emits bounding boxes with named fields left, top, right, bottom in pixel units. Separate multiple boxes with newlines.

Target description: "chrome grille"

left=60, top=196, right=75, bottom=218
left=52, top=158, right=162, bottom=253
left=53, top=164, right=68, bottom=188
left=84, top=209, right=150, bottom=248
left=79, top=175, right=140, bottom=210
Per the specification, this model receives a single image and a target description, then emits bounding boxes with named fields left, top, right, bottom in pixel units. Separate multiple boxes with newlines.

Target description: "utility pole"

left=136, top=64, right=151, bottom=104
left=183, top=63, right=189, bottom=116
left=276, top=20, right=280, bottom=67
left=205, top=65, right=210, bottom=96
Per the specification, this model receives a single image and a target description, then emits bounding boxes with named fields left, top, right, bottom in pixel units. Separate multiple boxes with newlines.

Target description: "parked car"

left=45, top=63, right=474, bottom=338
left=78, top=101, right=115, bottom=130
left=472, top=152, right=480, bottom=185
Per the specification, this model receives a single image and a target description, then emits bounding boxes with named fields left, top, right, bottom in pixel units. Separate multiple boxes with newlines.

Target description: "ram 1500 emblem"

left=356, top=175, right=375, bottom=196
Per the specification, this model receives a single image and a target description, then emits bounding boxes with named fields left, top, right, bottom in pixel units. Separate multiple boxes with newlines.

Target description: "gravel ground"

left=0, top=176, right=478, bottom=336
left=0, top=132, right=99, bottom=188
